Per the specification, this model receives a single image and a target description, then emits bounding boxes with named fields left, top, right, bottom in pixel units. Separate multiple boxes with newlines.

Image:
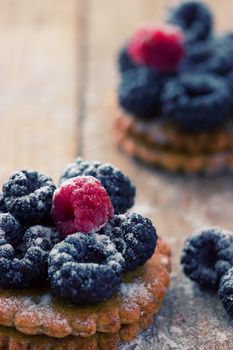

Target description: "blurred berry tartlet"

left=114, top=1, right=233, bottom=173
left=0, top=159, right=171, bottom=349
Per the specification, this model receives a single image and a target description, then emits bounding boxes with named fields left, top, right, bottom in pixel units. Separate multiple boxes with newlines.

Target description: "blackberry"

left=2, top=170, right=56, bottom=225
left=118, top=45, right=137, bottom=73
left=101, top=213, right=157, bottom=272
left=0, top=192, right=6, bottom=213
left=205, top=37, right=233, bottom=76
left=219, top=267, right=233, bottom=318
left=0, top=213, right=23, bottom=246
left=168, top=1, right=213, bottom=44
left=0, top=225, right=60, bottom=288
left=184, top=37, right=233, bottom=76
left=181, top=227, right=233, bottom=289
left=226, top=71, right=233, bottom=97
left=48, top=233, right=124, bottom=304
left=118, top=66, right=162, bottom=119
left=161, top=73, right=231, bottom=132
left=60, top=158, right=135, bottom=214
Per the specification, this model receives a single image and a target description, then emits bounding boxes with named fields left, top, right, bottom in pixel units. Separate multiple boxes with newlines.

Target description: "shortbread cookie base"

left=0, top=238, right=171, bottom=339
left=114, top=102, right=233, bottom=154
left=114, top=103, right=233, bottom=173
left=0, top=313, right=154, bottom=350
left=116, top=129, right=233, bottom=173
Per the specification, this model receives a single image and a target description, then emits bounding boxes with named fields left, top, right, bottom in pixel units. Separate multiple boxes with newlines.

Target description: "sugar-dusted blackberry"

left=183, top=36, right=233, bottom=76
left=219, top=267, right=233, bottom=318
left=208, top=36, right=233, bottom=76
left=167, top=1, right=213, bottom=43
left=0, top=225, right=60, bottom=288
left=2, top=170, right=56, bottom=225
left=48, top=233, right=124, bottom=304
left=118, top=45, right=138, bottom=73
left=181, top=227, right=233, bottom=289
left=60, top=158, right=136, bottom=214
left=226, top=71, right=233, bottom=99
left=118, top=66, right=162, bottom=119
left=101, top=213, right=157, bottom=272
left=0, top=192, right=6, bottom=213
left=0, top=213, right=23, bottom=246
left=161, top=73, right=231, bottom=132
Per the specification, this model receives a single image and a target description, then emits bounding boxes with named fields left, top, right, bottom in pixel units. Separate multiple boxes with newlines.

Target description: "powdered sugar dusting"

left=120, top=280, right=150, bottom=301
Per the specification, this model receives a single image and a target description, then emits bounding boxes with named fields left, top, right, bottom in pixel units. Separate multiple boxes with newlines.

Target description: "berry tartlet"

left=0, top=160, right=171, bottom=349
left=114, top=1, right=233, bottom=173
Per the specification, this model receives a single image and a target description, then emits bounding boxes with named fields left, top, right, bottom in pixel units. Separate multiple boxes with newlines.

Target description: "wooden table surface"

left=0, top=1, right=233, bottom=349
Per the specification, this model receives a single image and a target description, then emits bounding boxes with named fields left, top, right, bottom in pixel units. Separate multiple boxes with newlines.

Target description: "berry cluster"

left=49, top=162, right=157, bottom=304
left=60, top=157, right=136, bottom=214
left=117, top=1, right=233, bottom=132
left=0, top=161, right=157, bottom=305
left=181, top=227, right=233, bottom=318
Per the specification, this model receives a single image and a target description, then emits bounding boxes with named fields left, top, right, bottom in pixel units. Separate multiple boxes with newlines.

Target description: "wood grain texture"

left=0, top=0, right=81, bottom=183
left=82, top=1, right=233, bottom=349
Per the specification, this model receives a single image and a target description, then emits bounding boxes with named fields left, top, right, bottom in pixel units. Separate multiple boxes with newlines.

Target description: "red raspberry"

left=128, top=24, right=185, bottom=72
left=52, top=176, right=114, bottom=237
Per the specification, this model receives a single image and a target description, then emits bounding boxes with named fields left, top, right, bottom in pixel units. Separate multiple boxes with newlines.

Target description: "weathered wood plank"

left=0, top=0, right=82, bottom=183
left=82, top=1, right=233, bottom=348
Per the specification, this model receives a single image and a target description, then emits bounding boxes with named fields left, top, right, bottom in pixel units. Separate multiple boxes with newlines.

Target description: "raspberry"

left=60, top=158, right=135, bottom=214
left=48, top=233, right=124, bottom=304
left=118, top=45, right=138, bottom=73
left=168, top=1, right=213, bottom=44
left=0, top=225, right=60, bottom=288
left=128, top=24, right=185, bottom=72
left=101, top=213, right=157, bottom=272
left=0, top=213, right=23, bottom=246
left=0, top=192, right=6, bottom=213
left=52, top=176, right=114, bottom=237
left=161, top=73, right=231, bottom=132
left=181, top=227, right=233, bottom=289
left=118, top=66, right=163, bottom=119
left=219, top=267, right=233, bottom=318
left=2, top=170, right=56, bottom=225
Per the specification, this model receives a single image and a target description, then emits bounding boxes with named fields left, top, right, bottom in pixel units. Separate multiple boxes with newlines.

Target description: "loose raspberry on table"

left=219, top=267, right=233, bottom=318
left=52, top=176, right=114, bottom=237
left=48, top=233, right=124, bottom=304
left=128, top=24, right=185, bottom=72
left=2, top=170, right=56, bottom=226
left=60, top=158, right=135, bottom=214
left=0, top=213, right=23, bottom=246
left=161, top=73, right=231, bottom=132
left=167, top=1, right=213, bottom=44
left=0, top=225, right=60, bottom=288
left=181, top=227, right=233, bottom=289
left=101, top=213, right=157, bottom=272
left=118, top=66, right=162, bottom=119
